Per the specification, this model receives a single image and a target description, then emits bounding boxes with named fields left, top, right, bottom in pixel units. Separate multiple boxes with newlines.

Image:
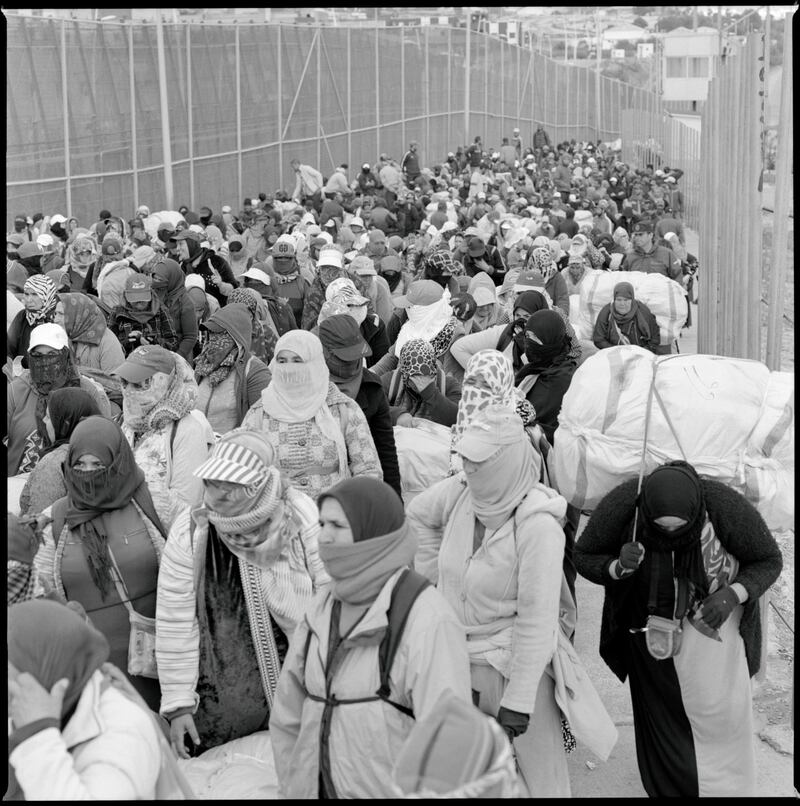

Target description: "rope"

left=769, top=599, right=795, bottom=636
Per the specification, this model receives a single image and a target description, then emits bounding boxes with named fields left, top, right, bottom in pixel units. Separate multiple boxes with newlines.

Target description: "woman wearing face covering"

left=592, top=281, right=661, bottom=354
left=194, top=303, right=271, bottom=434
left=54, top=292, right=125, bottom=375
left=116, top=345, right=216, bottom=531
left=7, top=599, right=162, bottom=800
left=524, top=246, right=570, bottom=316
left=156, top=429, right=329, bottom=758
left=149, top=258, right=199, bottom=361
left=270, top=477, right=472, bottom=799
left=574, top=461, right=782, bottom=797
left=407, top=406, right=574, bottom=797
left=7, top=274, right=59, bottom=367
left=227, top=286, right=279, bottom=365
left=18, top=388, right=101, bottom=517
left=32, top=416, right=168, bottom=712
left=241, top=330, right=382, bottom=501
left=515, top=309, right=578, bottom=446
left=382, top=338, right=462, bottom=428
left=318, top=314, right=402, bottom=499
left=7, top=323, right=112, bottom=476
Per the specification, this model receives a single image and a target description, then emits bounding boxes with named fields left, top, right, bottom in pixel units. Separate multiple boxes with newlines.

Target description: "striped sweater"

left=155, top=491, right=329, bottom=717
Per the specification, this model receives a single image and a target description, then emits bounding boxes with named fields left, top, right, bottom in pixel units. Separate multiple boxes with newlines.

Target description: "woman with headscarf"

left=7, top=324, right=112, bottom=477
left=54, top=292, right=125, bottom=374
left=32, top=416, right=168, bottom=711
left=592, top=281, right=661, bottom=354
left=228, top=285, right=282, bottom=365
left=156, top=429, right=329, bottom=758
left=407, top=405, right=574, bottom=797
left=7, top=274, right=59, bottom=367
left=462, top=271, right=506, bottom=334
left=7, top=599, right=163, bottom=799
left=318, top=314, right=402, bottom=499
left=116, top=345, right=215, bottom=531
left=226, top=235, right=253, bottom=281
left=574, top=461, right=783, bottom=797
left=525, top=245, right=569, bottom=315
left=270, top=477, right=472, bottom=799
left=515, top=309, right=578, bottom=446
left=184, top=274, right=220, bottom=357
left=18, top=388, right=102, bottom=517
left=63, top=232, right=98, bottom=291
left=149, top=257, right=198, bottom=361
left=301, top=246, right=352, bottom=330
left=382, top=338, right=462, bottom=428
left=241, top=330, right=382, bottom=501
left=194, top=303, right=271, bottom=434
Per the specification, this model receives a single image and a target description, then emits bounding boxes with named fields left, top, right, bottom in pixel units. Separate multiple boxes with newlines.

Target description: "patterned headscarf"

left=195, top=330, right=238, bottom=387
left=526, top=247, right=557, bottom=283
left=60, top=292, right=106, bottom=345
left=450, top=350, right=536, bottom=474
left=398, top=339, right=436, bottom=382
left=69, top=234, right=97, bottom=268
left=23, top=275, right=58, bottom=327
left=228, top=286, right=276, bottom=365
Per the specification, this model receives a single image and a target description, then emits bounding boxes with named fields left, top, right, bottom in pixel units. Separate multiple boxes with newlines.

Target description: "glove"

left=699, top=587, right=739, bottom=630
left=496, top=706, right=529, bottom=742
left=618, top=541, right=645, bottom=571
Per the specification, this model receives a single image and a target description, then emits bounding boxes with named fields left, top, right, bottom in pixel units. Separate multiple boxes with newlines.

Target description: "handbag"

left=107, top=548, right=159, bottom=680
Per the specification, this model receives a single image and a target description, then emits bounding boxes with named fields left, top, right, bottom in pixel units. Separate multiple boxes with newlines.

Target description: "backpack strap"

left=50, top=497, right=68, bottom=547
left=375, top=567, right=432, bottom=717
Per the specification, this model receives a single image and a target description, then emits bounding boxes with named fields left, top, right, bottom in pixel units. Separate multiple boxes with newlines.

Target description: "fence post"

left=60, top=19, right=72, bottom=218
left=155, top=13, right=174, bottom=209
left=400, top=27, right=406, bottom=150
left=186, top=23, right=193, bottom=211
left=375, top=18, right=380, bottom=158
left=425, top=26, right=430, bottom=161
left=764, top=14, right=793, bottom=370
left=464, top=17, right=471, bottom=145
left=278, top=24, right=284, bottom=189
left=235, top=22, right=242, bottom=208
left=316, top=24, right=322, bottom=171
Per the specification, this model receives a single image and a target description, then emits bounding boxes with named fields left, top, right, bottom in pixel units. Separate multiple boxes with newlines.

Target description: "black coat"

left=518, top=358, right=577, bottom=445
left=355, top=369, right=402, bottom=499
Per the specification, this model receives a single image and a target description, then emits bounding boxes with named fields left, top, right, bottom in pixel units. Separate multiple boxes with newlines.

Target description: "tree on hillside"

left=633, top=16, right=648, bottom=28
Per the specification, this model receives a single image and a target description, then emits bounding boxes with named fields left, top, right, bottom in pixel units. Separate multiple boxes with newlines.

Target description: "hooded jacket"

left=150, top=257, right=199, bottom=361
left=195, top=303, right=271, bottom=433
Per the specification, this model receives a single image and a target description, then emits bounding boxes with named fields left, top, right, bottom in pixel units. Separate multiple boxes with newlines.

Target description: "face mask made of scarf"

left=28, top=350, right=71, bottom=395
left=325, top=352, right=362, bottom=381
left=273, top=361, right=314, bottom=391
left=69, top=466, right=109, bottom=501
left=319, top=267, right=342, bottom=286
left=524, top=335, right=566, bottom=369
left=122, top=372, right=173, bottom=430
left=196, top=332, right=238, bottom=386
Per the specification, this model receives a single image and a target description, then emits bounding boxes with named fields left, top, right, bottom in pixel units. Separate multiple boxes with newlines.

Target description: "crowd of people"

left=6, top=127, right=779, bottom=799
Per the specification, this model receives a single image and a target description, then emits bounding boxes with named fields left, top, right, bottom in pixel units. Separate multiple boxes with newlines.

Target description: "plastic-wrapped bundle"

left=575, top=270, right=688, bottom=346
left=393, top=419, right=453, bottom=507
left=549, top=347, right=794, bottom=531
left=142, top=210, right=185, bottom=243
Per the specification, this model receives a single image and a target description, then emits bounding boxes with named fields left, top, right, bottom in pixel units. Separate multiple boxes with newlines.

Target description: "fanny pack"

left=629, top=552, right=689, bottom=661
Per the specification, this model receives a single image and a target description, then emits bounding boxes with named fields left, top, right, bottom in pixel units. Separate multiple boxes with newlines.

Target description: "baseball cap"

left=123, top=273, right=154, bottom=302
left=393, top=279, right=445, bottom=309
left=349, top=255, right=376, bottom=276
left=185, top=274, right=206, bottom=291
left=362, top=162, right=371, bottom=170
left=325, top=277, right=369, bottom=306
left=318, top=247, right=344, bottom=268
left=36, top=234, right=55, bottom=250
left=513, top=269, right=547, bottom=294
left=28, top=323, right=69, bottom=353
left=130, top=245, right=156, bottom=269
left=49, top=214, right=67, bottom=226
left=387, top=235, right=404, bottom=252
left=101, top=235, right=123, bottom=256
left=456, top=406, right=525, bottom=463
left=631, top=220, right=653, bottom=234
left=318, top=314, right=373, bottom=361
left=665, top=175, right=677, bottom=183
left=17, top=242, right=43, bottom=260
left=367, top=229, right=386, bottom=245
left=471, top=286, right=496, bottom=307
left=221, top=205, right=232, bottom=214
left=7, top=233, right=25, bottom=250
left=173, top=229, right=201, bottom=243
left=380, top=255, right=402, bottom=274
left=273, top=238, right=296, bottom=259
left=241, top=268, right=272, bottom=286
left=114, top=345, right=176, bottom=384
left=349, top=216, right=365, bottom=229
left=467, top=237, right=486, bottom=258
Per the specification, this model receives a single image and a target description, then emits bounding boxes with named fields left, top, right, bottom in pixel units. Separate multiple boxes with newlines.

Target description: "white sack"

left=394, top=420, right=453, bottom=507
left=576, top=270, right=688, bottom=346
left=550, top=347, right=794, bottom=531
left=142, top=210, right=184, bottom=242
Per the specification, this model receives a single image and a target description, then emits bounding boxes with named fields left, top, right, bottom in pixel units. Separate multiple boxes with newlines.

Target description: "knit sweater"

left=573, top=477, right=783, bottom=682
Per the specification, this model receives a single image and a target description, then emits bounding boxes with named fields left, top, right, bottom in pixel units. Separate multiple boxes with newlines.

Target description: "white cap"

left=317, top=247, right=344, bottom=269
left=663, top=231, right=677, bottom=241
left=350, top=216, right=365, bottom=229
left=221, top=205, right=232, bottom=214
left=188, top=224, right=205, bottom=234
left=472, top=286, right=496, bottom=307
left=240, top=268, right=271, bottom=286
left=28, top=323, right=69, bottom=352
left=36, top=233, right=54, bottom=249
left=49, top=214, right=67, bottom=225
left=185, top=274, right=206, bottom=291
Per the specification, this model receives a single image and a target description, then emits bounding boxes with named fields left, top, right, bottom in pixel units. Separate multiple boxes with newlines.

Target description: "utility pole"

left=595, top=8, right=602, bottom=141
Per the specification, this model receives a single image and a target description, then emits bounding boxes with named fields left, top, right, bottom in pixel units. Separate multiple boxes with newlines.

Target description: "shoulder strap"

left=376, top=568, right=432, bottom=711
left=169, top=418, right=179, bottom=456
left=51, top=497, right=68, bottom=547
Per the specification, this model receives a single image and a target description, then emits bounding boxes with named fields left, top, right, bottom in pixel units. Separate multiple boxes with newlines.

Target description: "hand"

left=619, top=541, right=645, bottom=570
left=209, top=268, right=223, bottom=286
left=408, top=374, right=434, bottom=393
left=169, top=713, right=201, bottom=759
left=138, top=334, right=151, bottom=345
left=699, top=587, right=739, bottom=630
left=396, top=413, right=414, bottom=428
left=496, top=706, right=529, bottom=742
left=9, top=673, right=69, bottom=729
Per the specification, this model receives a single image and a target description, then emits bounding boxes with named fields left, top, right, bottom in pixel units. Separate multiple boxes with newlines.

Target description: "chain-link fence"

left=7, top=15, right=663, bottom=228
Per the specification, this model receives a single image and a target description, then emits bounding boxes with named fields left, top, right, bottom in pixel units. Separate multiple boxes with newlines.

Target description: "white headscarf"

left=260, top=330, right=349, bottom=477
left=395, top=288, right=453, bottom=356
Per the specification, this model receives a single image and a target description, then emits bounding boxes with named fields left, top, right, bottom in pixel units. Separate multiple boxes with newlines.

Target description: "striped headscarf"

left=23, top=275, right=58, bottom=326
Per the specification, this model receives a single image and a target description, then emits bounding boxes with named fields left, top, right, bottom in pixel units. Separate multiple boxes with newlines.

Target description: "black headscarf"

left=318, top=476, right=405, bottom=543
left=515, top=309, right=570, bottom=383
left=40, top=387, right=101, bottom=457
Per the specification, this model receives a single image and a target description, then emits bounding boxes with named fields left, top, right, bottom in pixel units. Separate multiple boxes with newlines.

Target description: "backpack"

left=302, top=567, right=431, bottom=718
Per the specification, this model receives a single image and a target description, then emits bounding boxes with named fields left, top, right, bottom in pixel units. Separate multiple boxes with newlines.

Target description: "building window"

left=689, top=57, right=709, bottom=78
left=666, top=56, right=686, bottom=78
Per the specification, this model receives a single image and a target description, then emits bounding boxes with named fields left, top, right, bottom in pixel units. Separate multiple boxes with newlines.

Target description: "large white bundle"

left=550, top=347, right=794, bottom=531
left=177, top=731, right=278, bottom=799
left=394, top=420, right=452, bottom=506
left=8, top=474, right=29, bottom=516
left=575, top=270, right=688, bottom=346
left=142, top=210, right=184, bottom=242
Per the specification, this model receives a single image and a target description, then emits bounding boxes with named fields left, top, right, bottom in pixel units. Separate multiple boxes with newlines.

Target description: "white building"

left=660, top=26, right=722, bottom=105
left=601, top=23, right=649, bottom=50
left=637, top=42, right=655, bottom=59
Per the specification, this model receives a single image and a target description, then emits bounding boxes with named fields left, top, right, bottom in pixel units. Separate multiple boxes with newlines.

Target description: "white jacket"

left=9, top=669, right=161, bottom=800
left=407, top=474, right=567, bottom=715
